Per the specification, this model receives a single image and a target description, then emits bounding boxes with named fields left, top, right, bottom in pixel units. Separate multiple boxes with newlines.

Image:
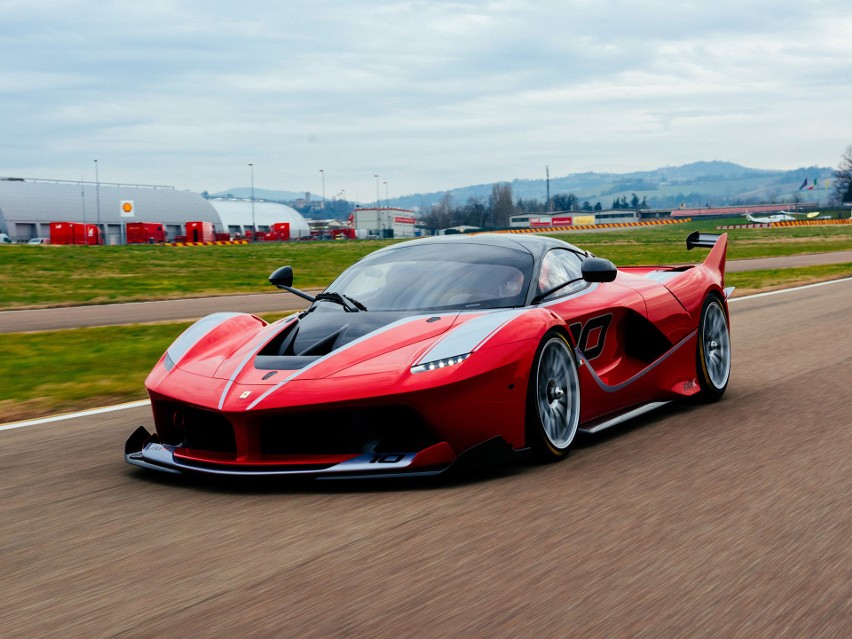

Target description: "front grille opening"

left=258, top=406, right=437, bottom=456
left=153, top=401, right=236, bottom=454
left=183, top=410, right=236, bottom=453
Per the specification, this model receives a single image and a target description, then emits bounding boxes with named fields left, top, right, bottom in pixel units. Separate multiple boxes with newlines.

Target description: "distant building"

left=509, top=208, right=681, bottom=228
left=353, top=207, right=417, bottom=238
left=670, top=203, right=813, bottom=218
left=206, top=198, right=310, bottom=239
left=510, top=210, right=634, bottom=228
left=0, top=177, right=309, bottom=242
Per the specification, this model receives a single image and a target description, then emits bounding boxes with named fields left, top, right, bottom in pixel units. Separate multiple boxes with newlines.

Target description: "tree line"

left=418, top=183, right=651, bottom=233
left=834, top=145, right=852, bottom=205
left=288, top=145, right=852, bottom=230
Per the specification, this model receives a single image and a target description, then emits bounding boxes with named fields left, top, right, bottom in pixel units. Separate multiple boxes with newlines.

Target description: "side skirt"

left=579, top=401, right=671, bottom=434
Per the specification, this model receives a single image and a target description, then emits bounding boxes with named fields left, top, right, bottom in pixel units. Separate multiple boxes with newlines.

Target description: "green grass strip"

left=2, top=265, right=850, bottom=423
left=1, top=218, right=850, bottom=309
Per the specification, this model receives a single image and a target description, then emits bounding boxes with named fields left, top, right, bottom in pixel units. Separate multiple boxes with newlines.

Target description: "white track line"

left=0, top=400, right=150, bottom=432
left=3, top=276, right=851, bottom=432
left=728, top=275, right=852, bottom=303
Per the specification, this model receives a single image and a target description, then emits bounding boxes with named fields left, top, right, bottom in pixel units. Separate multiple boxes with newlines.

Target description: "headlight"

left=411, top=353, right=470, bottom=374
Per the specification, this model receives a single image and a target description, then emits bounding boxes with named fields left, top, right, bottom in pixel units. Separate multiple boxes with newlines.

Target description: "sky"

left=2, top=0, right=851, bottom=202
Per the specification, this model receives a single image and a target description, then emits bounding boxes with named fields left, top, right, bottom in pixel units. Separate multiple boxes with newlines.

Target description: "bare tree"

left=489, top=183, right=515, bottom=227
left=551, top=193, right=577, bottom=211
left=460, top=197, right=488, bottom=228
left=422, top=192, right=454, bottom=232
left=833, top=145, right=852, bottom=205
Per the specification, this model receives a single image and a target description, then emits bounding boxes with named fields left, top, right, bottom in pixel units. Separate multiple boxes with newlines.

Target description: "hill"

left=212, top=161, right=834, bottom=211
left=207, top=187, right=306, bottom=202
left=392, top=161, right=833, bottom=211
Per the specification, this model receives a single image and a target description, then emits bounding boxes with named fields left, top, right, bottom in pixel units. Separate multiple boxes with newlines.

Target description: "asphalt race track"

left=1, top=280, right=850, bottom=638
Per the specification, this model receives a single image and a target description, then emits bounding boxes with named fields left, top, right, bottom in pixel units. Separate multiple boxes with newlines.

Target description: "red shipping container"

left=267, top=222, right=290, bottom=241
left=245, top=229, right=268, bottom=241
left=49, top=222, right=101, bottom=245
left=126, top=222, right=166, bottom=244
left=185, top=221, right=215, bottom=243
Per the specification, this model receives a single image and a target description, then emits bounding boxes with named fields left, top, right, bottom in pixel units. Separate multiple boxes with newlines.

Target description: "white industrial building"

left=0, top=177, right=309, bottom=243
left=352, top=207, right=417, bottom=238
left=509, top=211, right=635, bottom=228
left=206, top=198, right=310, bottom=239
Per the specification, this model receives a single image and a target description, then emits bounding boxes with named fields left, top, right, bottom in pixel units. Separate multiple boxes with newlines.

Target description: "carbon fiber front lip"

left=124, top=427, right=447, bottom=478
left=124, top=428, right=525, bottom=479
left=127, top=444, right=425, bottom=478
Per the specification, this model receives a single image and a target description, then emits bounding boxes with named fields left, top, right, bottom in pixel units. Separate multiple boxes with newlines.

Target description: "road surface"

left=1, top=279, right=849, bottom=637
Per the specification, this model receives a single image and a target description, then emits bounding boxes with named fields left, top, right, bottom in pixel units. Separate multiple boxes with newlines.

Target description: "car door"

left=535, top=249, right=665, bottom=421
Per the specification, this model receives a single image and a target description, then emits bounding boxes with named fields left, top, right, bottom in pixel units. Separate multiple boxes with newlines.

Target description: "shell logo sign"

left=120, top=200, right=135, bottom=218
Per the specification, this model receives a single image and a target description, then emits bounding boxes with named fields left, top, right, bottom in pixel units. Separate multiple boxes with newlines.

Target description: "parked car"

left=28, top=237, right=49, bottom=244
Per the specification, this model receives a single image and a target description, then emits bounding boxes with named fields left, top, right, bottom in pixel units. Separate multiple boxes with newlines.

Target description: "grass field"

left=2, top=264, right=850, bottom=423
left=1, top=217, right=850, bottom=309
left=1, top=219, right=851, bottom=421
left=0, top=323, right=184, bottom=422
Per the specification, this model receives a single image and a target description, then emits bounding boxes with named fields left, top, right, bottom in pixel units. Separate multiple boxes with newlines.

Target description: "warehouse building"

left=0, top=177, right=309, bottom=243
left=509, top=208, right=674, bottom=229
left=352, top=207, right=417, bottom=238
left=206, top=198, right=310, bottom=239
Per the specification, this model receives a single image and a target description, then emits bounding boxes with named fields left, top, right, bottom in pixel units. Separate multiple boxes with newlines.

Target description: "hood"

left=168, top=308, right=462, bottom=384
left=152, top=306, right=535, bottom=413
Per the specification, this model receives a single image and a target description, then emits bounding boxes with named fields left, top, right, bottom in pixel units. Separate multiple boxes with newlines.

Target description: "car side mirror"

left=269, top=265, right=294, bottom=288
left=582, top=257, right=617, bottom=283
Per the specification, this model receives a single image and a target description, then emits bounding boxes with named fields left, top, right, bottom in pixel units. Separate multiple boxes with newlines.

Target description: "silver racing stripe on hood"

left=165, top=313, right=243, bottom=370
left=414, top=309, right=529, bottom=365
left=245, top=313, right=451, bottom=410
left=217, top=316, right=300, bottom=410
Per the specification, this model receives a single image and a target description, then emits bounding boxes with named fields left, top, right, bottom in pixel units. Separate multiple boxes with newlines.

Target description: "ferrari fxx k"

left=126, top=232, right=732, bottom=479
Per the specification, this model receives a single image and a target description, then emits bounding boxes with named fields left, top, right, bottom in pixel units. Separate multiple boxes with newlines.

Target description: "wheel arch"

left=524, top=327, right=582, bottom=460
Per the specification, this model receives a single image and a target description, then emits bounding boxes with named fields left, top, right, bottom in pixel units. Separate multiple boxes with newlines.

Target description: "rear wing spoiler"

left=686, top=231, right=722, bottom=250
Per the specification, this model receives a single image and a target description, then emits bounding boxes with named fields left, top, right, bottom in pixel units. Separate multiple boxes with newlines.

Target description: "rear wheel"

left=527, top=331, right=581, bottom=461
left=695, top=295, right=731, bottom=402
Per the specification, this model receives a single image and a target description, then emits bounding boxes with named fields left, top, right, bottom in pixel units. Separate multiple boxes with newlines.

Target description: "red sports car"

left=126, top=232, right=732, bottom=478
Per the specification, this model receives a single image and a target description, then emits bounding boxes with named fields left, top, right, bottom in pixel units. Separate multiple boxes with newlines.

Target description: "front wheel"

left=695, top=295, right=731, bottom=402
left=526, top=331, right=581, bottom=461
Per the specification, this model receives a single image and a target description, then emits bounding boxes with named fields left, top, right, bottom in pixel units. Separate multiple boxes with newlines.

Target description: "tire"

left=526, top=331, right=581, bottom=461
left=695, top=295, right=731, bottom=402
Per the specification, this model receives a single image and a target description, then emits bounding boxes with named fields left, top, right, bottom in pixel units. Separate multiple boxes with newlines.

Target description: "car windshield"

left=326, top=242, right=534, bottom=311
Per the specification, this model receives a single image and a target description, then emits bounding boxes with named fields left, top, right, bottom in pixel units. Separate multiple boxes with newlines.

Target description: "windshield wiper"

left=314, top=291, right=368, bottom=312
left=532, top=278, right=586, bottom=305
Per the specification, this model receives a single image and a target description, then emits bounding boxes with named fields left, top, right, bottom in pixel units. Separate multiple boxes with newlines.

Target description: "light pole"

left=374, top=174, right=381, bottom=237
left=94, top=159, right=100, bottom=244
left=319, top=169, right=326, bottom=210
left=383, top=181, right=389, bottom=208
left=249, top=163, right=255, bottom=241
left=80, top=176, right=87, bottom=246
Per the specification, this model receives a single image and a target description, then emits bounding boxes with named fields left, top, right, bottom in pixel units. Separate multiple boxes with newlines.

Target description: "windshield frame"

left=324, top=241, right=535, bottom=312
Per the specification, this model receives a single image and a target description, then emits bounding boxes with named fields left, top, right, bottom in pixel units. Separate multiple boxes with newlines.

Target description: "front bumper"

left=125, top=426, right=526, bottom=480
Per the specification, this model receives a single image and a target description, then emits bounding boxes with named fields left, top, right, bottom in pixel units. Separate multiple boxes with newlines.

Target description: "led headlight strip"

left=411, top=353, right=470, bottom=374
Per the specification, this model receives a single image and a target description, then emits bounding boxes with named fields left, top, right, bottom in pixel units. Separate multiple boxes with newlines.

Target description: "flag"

left=808, top=177, right=815, bottom=191
left=798, top=178, right=808, bottom=190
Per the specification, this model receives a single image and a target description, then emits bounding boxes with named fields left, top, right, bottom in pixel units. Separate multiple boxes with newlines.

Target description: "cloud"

left=1, top=1, right=850, bottom=198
